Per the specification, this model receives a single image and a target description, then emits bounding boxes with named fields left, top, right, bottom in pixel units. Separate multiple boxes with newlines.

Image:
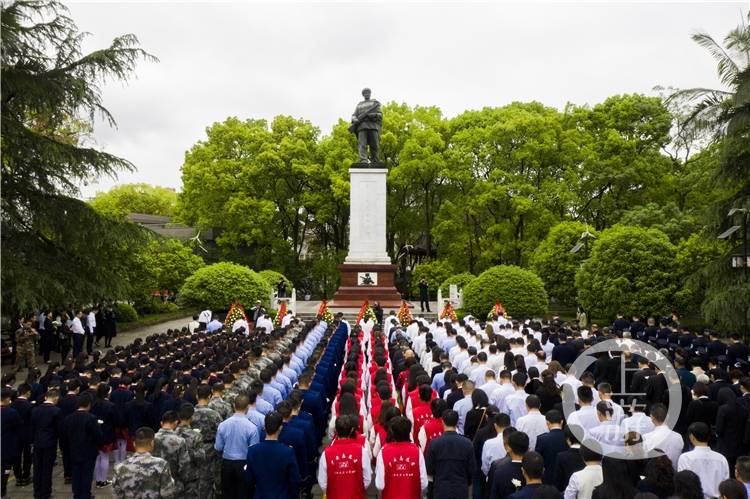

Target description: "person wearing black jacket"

left=63, top=393, right=103, bottom=499
left=728, top=334, right=750, bottom=367
left=31, top=388, right=62, bottom=499
left=551, top=337, right=576, bottom=367
left=534, top=410, right=567, bottom=485
left=426, top=409, right=476, bottom=499
left=490, top=430, right=529, bottom=499
left=2, top=387, right=23, bottom=497
left=553, top=426, right=585, bottom=493
left=11, top=383, right=34, bottom=487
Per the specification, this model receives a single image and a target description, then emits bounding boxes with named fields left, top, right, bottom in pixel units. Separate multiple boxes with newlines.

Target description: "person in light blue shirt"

left=260, top=368, right=283, bottom=408
left=215, top=395, right=260, bottom=499
left=245, top=391, right=266, bottom=441
left=250, top=380, right=274, bottom=415
left=206, top=318, right=223, bottom=333
left=281, top=356, right=298, bottom=385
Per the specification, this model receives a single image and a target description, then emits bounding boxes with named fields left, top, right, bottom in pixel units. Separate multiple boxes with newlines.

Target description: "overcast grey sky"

left=67, top=1, right=744, bottom=198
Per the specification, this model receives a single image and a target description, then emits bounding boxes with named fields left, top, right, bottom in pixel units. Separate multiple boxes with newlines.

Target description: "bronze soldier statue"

left=349, top=87, right=382, bottom=164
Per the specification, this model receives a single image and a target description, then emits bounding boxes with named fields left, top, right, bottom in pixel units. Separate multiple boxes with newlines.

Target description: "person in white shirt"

left=502, top=372, right=529, bottom=425
left=560, top=373, right=583, bottom=402
left=469, top=353, right=491, bottom=387
left=232, top=318, right=250, bottom=335
left=597, top=383, right=624, bottom=425
left=70, top=310, right=85, bottom=356
left=454, top=380, right=475, bottom=435
left=622, top=406, right=655, bottom=437
left=480, top=413, right=511, bottom=476
left=198, top=309, right=212, bottom=329
left=564, top=440, right=603, bottom=499
left=567, top=386, right=600, bottom=433
left=478, top=370, right=501, bottom=404
left=677, top=422, right=729, bottom=499
left=188, top=314, right=200, bottom=333
left=280, top=312, right=294, bottom=328
left=643, top=403, right=685, bottom=471
left=488, top=370, right=514, bottom=410
left=515, top=395, right=548, bottom=451
left=589, top=401, right=625, bottom=453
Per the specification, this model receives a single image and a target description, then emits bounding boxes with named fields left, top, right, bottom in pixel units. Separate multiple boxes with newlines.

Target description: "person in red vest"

left=418, top=398, right=448, bottom=455
left=412, top=384, right=435, bottom=441
left=318, top=416, right=371, bottom=499
left=375, top=416, right=427, bottom=499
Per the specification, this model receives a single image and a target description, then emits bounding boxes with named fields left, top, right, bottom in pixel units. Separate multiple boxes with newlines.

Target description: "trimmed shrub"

left=179, top=262, right=271, bottom=311
left=410, top=260, right=455, bottom=299
left=258, top=270, right=293, bottom=293
left=575, top=225, right=677, bottom=319
left=463, top=265, right=548, bottom=318
left=115, top=302, right=138, bottom=323
left=439, top=272, right=476, bottom=295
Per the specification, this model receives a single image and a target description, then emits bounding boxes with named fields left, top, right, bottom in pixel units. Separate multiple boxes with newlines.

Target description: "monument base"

left=333, top=262, right=404, bottom=308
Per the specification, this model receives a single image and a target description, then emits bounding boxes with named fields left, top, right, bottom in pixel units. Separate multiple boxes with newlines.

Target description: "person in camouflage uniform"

left=15, top=318, right=39, bottom=370
left=153, top=411, right=190, bottom=496
left=208, top=382, right=232, bottom=420
left=113, top=426, right=176, bottom=498
left=192, top=385, right=223, bottom=498
left=176, top=403, right=205, bottom=497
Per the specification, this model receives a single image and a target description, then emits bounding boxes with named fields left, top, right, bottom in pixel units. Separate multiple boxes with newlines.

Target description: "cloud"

left=66, top=1, right=741, bottom=198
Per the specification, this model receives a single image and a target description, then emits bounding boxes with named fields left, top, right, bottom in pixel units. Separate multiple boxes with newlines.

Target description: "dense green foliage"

left=410, top=260, right=455, bottom=299
left=115, top=302, right=138, bottom=323
left=135, top=239, right=205, bottom=296
left=0, top=0, right=155, bottom=314
left=463, top=265, right=548, bottom=318
left=90, top=183, right=178, bottom=218
left=258, top=270, right=293, bottom=293
left=439, top=272, right=476, bottom=295
left=530, top=222, right=597, bottom=306
left=575, top=226, right=677, bottom=319
left=179, top=262, right=270, bottom=311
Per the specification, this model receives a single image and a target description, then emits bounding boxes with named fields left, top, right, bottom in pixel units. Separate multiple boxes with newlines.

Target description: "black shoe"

left=96, top=480, right=111, bottom=488
left=16, top=478, right=29, bottom=487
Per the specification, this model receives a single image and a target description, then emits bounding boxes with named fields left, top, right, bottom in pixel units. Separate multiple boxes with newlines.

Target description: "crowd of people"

left=3, top=307, right=750, bottom=499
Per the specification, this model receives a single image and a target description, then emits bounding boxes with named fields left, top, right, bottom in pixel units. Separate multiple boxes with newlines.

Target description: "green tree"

left=671, top=13, right=750, bottom=334
left=1, top=0, right=155, bottom=313
left=463, top=265, right=548, bottom=318
left=90, top=183, right=178, bottom=218
left=575, top=225, right=677, bottom=319
left=619, top=202, right=696, bottom=243
left=140, top=238, right=205, bottom=293
left=178, top=116, right=323, bottom=272
left=530, top=221, right=597, bottom=306
left=179, top=262, right=270, bottom=311
left=410, top=260, right=455, bottom=300
left=258, top=270, right=292, bottom=293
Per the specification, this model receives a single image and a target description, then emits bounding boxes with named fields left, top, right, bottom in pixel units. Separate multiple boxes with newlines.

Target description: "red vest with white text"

left=421, top=417, right=444, bottom=455
left=324, top=438, right=365, bottom=499
left=381, top=441, right=422, bottom=499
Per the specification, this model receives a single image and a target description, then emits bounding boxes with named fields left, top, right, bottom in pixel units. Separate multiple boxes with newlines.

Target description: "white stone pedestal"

left=344, top=167, right=391, bottom=264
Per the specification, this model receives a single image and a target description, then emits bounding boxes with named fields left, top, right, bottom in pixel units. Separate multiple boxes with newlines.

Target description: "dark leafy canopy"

left=575, top=225, right=677, bottom=320
left=1, top=0, right=156, bottom=314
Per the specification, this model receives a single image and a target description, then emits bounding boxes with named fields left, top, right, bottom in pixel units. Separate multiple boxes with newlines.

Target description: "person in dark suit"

left=611, top=314, right=629, bottom=333
left=534, top=410, right=567, bottom=485
left=490, top=430, right=529, bottom=499
left=551, top=337, right=576, bottom=367
left=685, top=382, right=718, bottom=430
left=629, top=357, right=654, bottom=404
left=419, top=279, right=430, bottom=313
left=1, top=387, right=23, bottom=497
left=708, top=332, right=728, bottom=359
left=11, top=383, right=34, bottom=487
left=553, top=426, right=585, bottom=493
left=31, top=388, right=62, bottom=499
left=58, top=377, right=80, bottom=484
left=245, top=411, right=300, bottom=499
left=62, top=393, right=103, bottom=499
left=709, top=369, right=733, bottom=401
left=645, top=366, right=669, bottom=409
left=728, top=334, right=750, bottom=367
left=426, top=409, right=475, bottom=499
left=508, top=452, right=545, bottom=499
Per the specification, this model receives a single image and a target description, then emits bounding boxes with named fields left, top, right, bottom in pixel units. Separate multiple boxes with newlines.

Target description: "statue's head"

left=361, top=87, right=372, bottom=99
